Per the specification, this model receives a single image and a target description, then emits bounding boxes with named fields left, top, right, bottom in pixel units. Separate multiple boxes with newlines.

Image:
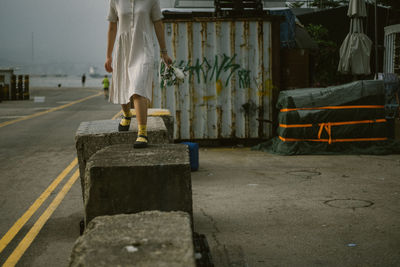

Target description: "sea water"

left=29, top=75, right=105, bottom=89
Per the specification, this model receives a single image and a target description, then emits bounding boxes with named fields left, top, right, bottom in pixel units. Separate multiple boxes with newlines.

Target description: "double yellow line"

left=1, top=161, right=80, bottom=266
left=0, top=92, right=122, bottom=266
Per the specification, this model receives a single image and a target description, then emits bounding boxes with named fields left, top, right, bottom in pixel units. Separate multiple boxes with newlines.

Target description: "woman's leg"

left=133, top=94, right=148, bottom=146
left=133, top=94, right=148, bottom=125
left=118, top=103, right=132, bottom=131
left=121, top=103, right=131, bottom=116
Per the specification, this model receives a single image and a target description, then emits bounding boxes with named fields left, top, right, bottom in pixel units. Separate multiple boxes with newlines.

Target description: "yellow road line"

left=111, top=110, right=122, bottom=120
left=2, top=170, right=80, bottom=267
left=0, top=92, right=103, bottom=129
left=1, top=109, right=122, bottom=265
left=0, top=158, right=77, bottom=254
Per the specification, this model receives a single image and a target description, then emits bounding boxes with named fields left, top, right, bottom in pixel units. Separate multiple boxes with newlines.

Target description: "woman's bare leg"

left=133, top=95, right=148, bottom=125
left=121, top=103, right=131, bottom=116
left=133, top=94, right=148, bottom=146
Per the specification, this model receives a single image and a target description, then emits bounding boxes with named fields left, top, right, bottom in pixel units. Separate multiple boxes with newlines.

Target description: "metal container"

left=24, top=75, right=30, bottom=100
left=0, top=68, right=15, bottom=100
left=152, top=14, right=281, bottom=140
left=10, top=75, right=17, bottom=100
left=17, top=75, right=23, bottom=100
left=383, top=24, right=400, bottom=74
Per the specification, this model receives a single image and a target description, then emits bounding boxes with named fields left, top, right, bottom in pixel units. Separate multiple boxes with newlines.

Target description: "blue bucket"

left=181, top=142, right=199, bottom=171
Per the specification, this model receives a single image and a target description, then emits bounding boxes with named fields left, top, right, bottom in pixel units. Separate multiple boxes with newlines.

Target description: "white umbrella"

left=338, top=0, right=372, bottom=75
left=348, top=0, right=367, bottom=17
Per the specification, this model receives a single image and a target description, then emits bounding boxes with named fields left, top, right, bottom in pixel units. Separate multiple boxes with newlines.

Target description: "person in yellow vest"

left=102, top=75, right=110, bottom=100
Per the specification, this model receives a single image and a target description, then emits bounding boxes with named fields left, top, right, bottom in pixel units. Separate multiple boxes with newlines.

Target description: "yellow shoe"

left=133, top=135, right=148, bottom=148
left=118, top=114, right=131, bottom=132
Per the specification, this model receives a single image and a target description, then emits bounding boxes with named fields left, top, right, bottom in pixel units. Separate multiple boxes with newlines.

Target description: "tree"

left=306, top=24, right=343, bottom=86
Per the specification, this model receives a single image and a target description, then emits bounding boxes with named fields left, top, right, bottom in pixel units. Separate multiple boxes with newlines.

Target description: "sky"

left=0, top=0, right=111, bottom=66
left=0, top=0, right=207, bottom=74
left=0, top=0, right=283, bottom=71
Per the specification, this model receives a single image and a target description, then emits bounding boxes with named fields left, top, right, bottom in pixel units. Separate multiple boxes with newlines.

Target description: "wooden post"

left=24, top=75, right=30, bottom=100
left=17, top=75, right=23, bottom=100
left=10, top=75, right=17, bottom=100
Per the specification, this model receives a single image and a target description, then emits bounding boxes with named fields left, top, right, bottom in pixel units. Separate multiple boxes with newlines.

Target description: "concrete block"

left=84, top=144, right=192, bottom=225
left=69, top=211, right=196, bottom=267
left=75, top=117, right=171, bottom=200
left=131, top=108, right=174, bottom=142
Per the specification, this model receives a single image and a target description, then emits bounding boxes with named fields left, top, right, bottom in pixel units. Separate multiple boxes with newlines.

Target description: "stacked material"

left=278, top=80, right=386, bottom=144
left=256, top=80, right=400, bottom=155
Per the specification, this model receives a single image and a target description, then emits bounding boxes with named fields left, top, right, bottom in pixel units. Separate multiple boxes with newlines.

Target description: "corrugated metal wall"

left=384, top=24, right=400, bottom=74
left=151, top=19, right=277, bottom=140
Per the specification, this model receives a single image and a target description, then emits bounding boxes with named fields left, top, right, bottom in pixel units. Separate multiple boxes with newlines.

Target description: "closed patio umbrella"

left=338, top=0, right=372, bottom=75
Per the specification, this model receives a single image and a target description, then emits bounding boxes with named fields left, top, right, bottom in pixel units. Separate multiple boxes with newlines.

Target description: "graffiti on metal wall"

left=160, top=53, right=251, bottom=89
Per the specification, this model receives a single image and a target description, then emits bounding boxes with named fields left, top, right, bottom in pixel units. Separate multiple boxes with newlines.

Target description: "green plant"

left=306, top=24, right=350, bottom=86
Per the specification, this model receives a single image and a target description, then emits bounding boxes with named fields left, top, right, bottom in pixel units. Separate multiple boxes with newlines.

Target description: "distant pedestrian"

left=105, top=0, right=172, bottom=148
left=81, top=74, right=86, bottom=87
left=102, top=75, right=110, bottom=99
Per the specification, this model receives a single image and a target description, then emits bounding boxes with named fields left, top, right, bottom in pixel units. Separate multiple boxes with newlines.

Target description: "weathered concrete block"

left=131, top=108, right=174, bottom=143
left=84, top=144, right=192, bottom=225
left=69, top=211, right=196, bottom=267
left=75, top=117, right=171, bottom=200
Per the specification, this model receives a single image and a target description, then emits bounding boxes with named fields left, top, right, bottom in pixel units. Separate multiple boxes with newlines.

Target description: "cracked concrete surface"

left=192, top=147, right=400, bottom=267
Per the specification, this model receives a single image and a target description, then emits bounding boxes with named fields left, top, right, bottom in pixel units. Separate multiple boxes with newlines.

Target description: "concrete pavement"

left=192, top=148, right=400, bottom=266
left=0, top=86, right=399, bottom=266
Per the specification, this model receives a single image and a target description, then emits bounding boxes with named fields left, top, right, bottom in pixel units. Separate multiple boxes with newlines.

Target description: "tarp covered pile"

left=253, top=80, right=400, bottom=155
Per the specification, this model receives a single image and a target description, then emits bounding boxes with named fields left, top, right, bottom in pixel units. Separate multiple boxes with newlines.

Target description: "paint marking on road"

left=0, top=158, right=77, bottom=254
left=1, top=110, right=122, bottom=264
left=2, top=169, right=80, bottom=267
left=112, top=110, right=122, bottom=120
left=31, top=107, right=52, bottom=111
left=0, top=92, right=102, bottom=129
left=0, top=116, right=25, bottom=119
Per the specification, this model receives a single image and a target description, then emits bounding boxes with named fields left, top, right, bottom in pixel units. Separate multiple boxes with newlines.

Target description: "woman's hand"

left=161, top=53, right=172, bottom=66
left=105, top=57, right=113, bottom=73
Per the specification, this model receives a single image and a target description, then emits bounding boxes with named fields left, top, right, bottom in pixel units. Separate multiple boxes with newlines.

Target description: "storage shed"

left=151, top=8, right=282, bottom=141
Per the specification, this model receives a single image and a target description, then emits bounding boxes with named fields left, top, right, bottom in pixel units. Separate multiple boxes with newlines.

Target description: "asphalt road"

left=1, top=86, right=400, bottom=267
left=0, top=87, right=120, bottom=266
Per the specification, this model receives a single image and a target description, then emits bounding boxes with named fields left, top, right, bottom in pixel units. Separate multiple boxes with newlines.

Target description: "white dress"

left=107, top=0, right=163, bottom=104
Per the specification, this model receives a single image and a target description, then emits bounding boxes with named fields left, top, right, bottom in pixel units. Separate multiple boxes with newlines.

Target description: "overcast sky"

left=0, top=0, right=114, bottom=65
left=0, top=0, right=284, bottom=67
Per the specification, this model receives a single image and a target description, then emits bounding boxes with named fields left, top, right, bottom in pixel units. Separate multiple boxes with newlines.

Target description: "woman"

left=105, top=0, right=172, bottom=148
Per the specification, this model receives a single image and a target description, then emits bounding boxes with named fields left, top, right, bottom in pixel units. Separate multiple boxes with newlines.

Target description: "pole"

left=31, top=32, right=34, bottom=62
left=374, top=0, right=378, bottom=75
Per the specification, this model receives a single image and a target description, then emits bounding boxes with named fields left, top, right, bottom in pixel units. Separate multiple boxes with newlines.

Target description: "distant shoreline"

left=29, top=76, right=105, bottom=88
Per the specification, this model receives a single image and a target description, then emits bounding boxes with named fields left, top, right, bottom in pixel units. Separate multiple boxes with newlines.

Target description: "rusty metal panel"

left=384, top=32, right=394, bottom=73
left=262, top=21, right=272, bottom=138
left=384, top=24, right=400, bottom=74
left=152, top=19, right=275, bottom=140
